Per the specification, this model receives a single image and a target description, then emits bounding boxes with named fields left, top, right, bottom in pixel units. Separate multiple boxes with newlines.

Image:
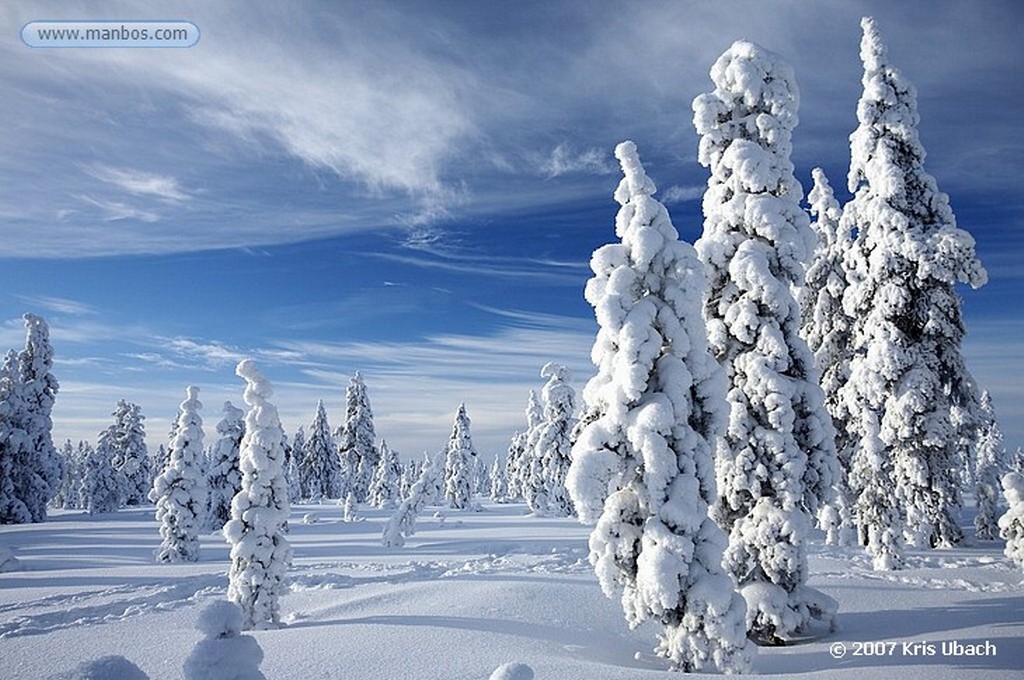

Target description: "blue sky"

left=1, top=1, right=1021, bottom=457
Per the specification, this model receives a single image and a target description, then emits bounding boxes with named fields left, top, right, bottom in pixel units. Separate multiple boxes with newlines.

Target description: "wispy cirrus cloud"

left=14, top=295, right=97, bottom=316
left=83, top=164, right=191, bottom=203
left=539, top=143, right=614, bottom=178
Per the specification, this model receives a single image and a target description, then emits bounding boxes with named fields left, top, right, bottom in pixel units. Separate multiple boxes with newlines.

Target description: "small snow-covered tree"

left=104, top=401, right=150, bottom=507
left=999, top=472, right=1024, bottom=571
left=443, top=404, right=478, bottom=510
left=152, top=386, right=207, bottom=563
left=81, top=441, right=120, bottom=515
left=840, top=17, right=987, bottom=556
left=529, top=363, right=576, bottom=516
left=800, top=168, right=856, bottom=546
left=383, top=452, right=443, bottom=547
left=207, top=401, right=245, bottom=530
left=336, top=372, right=379, bottom=502
left=974, top=391, right=1006, bottom=540
left=51, top=440, right=82, bottom=510
left=368, top=440, right=401, bottom=508
left=286, top=427, right=304, bottom=503
left=300, top=400, right=341, bottom=501
left=489, top=457, right=508, bottom=502
left=503, top=431, right=527, bottom=502
left=693, top=41, right=837, bottom=641
left=568, top=141, right=751, bottom=671
left=399, top=459, right=418, bottom=499
left=224, top=360, right=292, bottom=629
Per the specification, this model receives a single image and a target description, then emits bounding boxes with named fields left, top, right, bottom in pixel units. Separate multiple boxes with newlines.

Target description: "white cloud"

left=540, top=143, right=614, bottom=178
left=661, top=184, right=706, bottom=204
left=14, top=295, right=97, bottom=316
left=83, top=164, right=191, bottom=202
left=73, top=194, right=160, bottom=223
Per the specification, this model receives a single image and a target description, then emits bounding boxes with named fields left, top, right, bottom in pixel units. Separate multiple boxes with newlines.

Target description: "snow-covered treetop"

left=808, top=168, right=843, bottom=248
left=237, top=359, right=273, bottom=403
left=540, top=361, right=570, bottom=383
left=217, top=401, right=245, bottom=435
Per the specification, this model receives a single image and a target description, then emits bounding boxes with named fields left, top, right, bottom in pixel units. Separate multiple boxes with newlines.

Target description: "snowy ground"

left=1, top=503, right=1021, bottom=679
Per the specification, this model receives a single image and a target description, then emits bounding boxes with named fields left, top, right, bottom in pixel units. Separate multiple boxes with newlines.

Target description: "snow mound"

left=488, top=662, right=535, bottom=680
left=52, top=656, right=149, bottom=680
left=184, top=601, right=266, bottom=680
left=0, top=545, right=20, bottom=572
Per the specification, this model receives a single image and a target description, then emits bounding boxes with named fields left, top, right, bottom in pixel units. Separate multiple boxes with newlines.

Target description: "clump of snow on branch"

left=568, top=140, right=752, bottom=672
left=224, top=360, right=292, bottom=630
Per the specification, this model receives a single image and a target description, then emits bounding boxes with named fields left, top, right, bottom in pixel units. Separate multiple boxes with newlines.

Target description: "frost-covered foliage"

left=382, top=452, right=443, bottom=547
left=999, top=472, right=1024, bottom=571
left=974, top=392, right=1006, bottom=541
left=444, top=404, right=478, bottom=510
left=368, top=440, right=401, bottom=508
left=81, top=440, right=120, bottom=515
left=840, top=18, right=987, bottom=557
left=207, top=402, right=245, bottom=531
left=693, top=41, right=838, bottom=642
left=527, top=363, right=576, bottom=516
left=337, top=372, right=379, bottom=502
left=0, top=315, right=61, bottom=524
left=800, top=169, right=856, bottom=547
left=103, top=401, right=150, bottom=507
left=568, top=141, right=751, bottom=672
left=183, top=600, right=266, bottom=680
left=489, top=457, right=508, bottom=502
left=224, top=360, right=292, bottom=629
left=152, top=386, right=207, bottom=563
left=300, top=400, right=341, bottom=501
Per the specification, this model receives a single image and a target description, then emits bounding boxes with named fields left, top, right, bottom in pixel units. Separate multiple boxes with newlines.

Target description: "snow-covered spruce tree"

left=443, top=403, right=478, bottom=510
left=529, top=363, right=576, bottom=516
left=503, top=431, right=526, bottom=502
left=999, top=472, right=1024, bottom=571
left=207, top=401, right=245, bottom=530
left=300, top=400, right=341, bottom=501
left=51, top=440, right=81, bottom=510
left=224, top=360, right=292, bottom=629
left=287, top=427, right=304, bottom=503
left=382, top=451, right=443, bottom=548
left=368, top=440, right=402, bottom=508
left=693, top=42, right=838, bottom=641
left=151, top=386, right=207, bottom=563
left=489, top=456, right=508, bottom=502
left=80, top=441, right=119, bottom=514
left=104, top=401, right=150, bottom=507
left=399, top=459, right=418, bottom=499
left=799, top=168, right=856, bottom=547
left=974, top=391, right=1006, bottom=541
left=336, top=372, right=379, bottom=502
left=840, top=17, right=987, bottom=554
left=567, top=141, right=751, bottom=671
left=0, top=352, right=31, bottom=524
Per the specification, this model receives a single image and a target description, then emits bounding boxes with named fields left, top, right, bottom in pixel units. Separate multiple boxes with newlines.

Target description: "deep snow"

left=1, top=502, right=1021, bottom=679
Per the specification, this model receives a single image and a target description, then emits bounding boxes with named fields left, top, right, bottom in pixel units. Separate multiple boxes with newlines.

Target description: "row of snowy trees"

left=563, top=17, right=1008, bottom=672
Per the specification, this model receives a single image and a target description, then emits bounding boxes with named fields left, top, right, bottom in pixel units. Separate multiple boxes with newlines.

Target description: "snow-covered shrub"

left=206, top=401, right=245, bottom=531
left=443, top=404, right=478, bottom=510
left=568, top=141, right=751, bottom=672
left=998, top=472, right=1024, bottom=571
left=693, top=39, right=838, bottom=641
left=840, top=17, right=987, bottom=556
left=224, top=360, right=292, bottom=629
left=183, top=600, right=266, bottom=680
left=152, top=386, right=207, bottom=563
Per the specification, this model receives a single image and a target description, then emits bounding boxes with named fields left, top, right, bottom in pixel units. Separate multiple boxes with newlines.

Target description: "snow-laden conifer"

left=300, top=400, right=341, bottom=501
left=529, top=363, right=576, bottom=516
left=800, top=169, right=856, bottom=546
left=693, top=42, right=838, bottom=642
left=974, top=391, right=1006, bottom=540
left=51, top=440, right=81, bottom=510
left=444, top=404, right=478, bottom=510
left=224, top=360, right=292, bottom=629
left=104, top=401, right=150, bottom=507
left=207, top=402, right=245, bottom=530
left=336, top=372, right=378, bottom=502
left=999, top=472, right=1024, bottom=571
left=489, top=457, right=508, bottom=502
left=568, top=141, right=751, bottom=672
left=504, top=431, right=527, bottom=502
left=383, top=452, right=443, bottom=548
left=152, top=386, right=207, bottom=563
left=287, top=428, right=304, bottom=503
left=840, top=18, right=987, bottom=555
left=0, top=352, right=31, bottom=524
left=81, top=441, right=120, bottom=515
left=368, top=440, right=402, bottom=508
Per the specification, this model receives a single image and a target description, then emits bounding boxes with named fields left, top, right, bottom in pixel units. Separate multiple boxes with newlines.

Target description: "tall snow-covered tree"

left=568, top=141, right=751, bottom=672
left=974, top=391, right=1006, bottom=540
left=51, top=440, right=81, bottom=510
left=503, top=431, right=527, bottom=502
left=336, top=372, right=378, bottom=502
left=443, top=404, right=477, bottom=510
left=840, top=17, right=987, bottom=558
left=103, top=401, right=150, bottom=507
left=0, top=351, right=30, bottom=523
left=800, top=169, right=856, bottom=546
left=300, top=400, right=341, bottom=501
left=693, top=41, right=838, bottom=641
left=368, top=440, right=402, bottom=508
left=207, top=401, right=245, bottom=530
left=224, top=360, right=292, bottom=629
left=529, top=363, right=576, bottom=516
left=152, top=386, right=207, bottom=563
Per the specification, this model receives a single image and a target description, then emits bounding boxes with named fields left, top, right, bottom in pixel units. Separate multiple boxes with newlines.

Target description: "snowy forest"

left=2, top=13, right=1022, bottom=680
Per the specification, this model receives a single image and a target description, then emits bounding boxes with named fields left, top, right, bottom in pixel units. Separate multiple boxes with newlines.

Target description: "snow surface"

left=1, top=502, right=1021, bottom=679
